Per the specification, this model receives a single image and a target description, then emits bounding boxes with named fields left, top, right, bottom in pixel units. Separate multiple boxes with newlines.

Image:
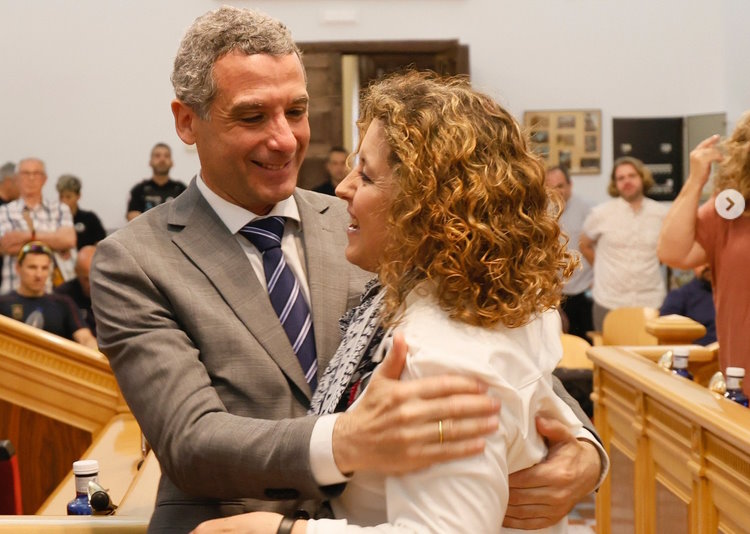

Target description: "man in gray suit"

left=91, top=6, right=603, bottom=533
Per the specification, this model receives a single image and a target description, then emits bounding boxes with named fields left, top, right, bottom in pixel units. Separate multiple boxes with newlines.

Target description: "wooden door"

left=298, top=51, right=343, bottom=190
left=298, top=41, right=470, bottom=190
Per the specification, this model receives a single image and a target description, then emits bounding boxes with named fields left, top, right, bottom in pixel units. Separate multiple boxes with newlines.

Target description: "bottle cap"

left=72, top=460, right=99, bottom=476
left=673, top=346, right=690, bottom=358
left=726, top=367, right=745, bottom=378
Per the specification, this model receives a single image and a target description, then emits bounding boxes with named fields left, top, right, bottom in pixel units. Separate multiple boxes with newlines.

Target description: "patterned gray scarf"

left=309, top=278, right=386, bottom=415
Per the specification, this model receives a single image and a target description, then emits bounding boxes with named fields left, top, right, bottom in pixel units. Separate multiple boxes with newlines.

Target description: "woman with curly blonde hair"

left=659, top=112, right=750, bottom=396
left=194, top=71, right=604, bottom=534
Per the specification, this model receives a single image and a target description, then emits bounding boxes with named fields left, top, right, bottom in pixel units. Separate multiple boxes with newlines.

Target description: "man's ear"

left=171, top=100, right=198, bottom=145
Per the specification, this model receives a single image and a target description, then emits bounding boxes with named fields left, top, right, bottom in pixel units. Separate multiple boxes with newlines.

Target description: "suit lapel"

left=169, top=181, right=312, bottom=398
left=294, top=190, right=353, bottom=374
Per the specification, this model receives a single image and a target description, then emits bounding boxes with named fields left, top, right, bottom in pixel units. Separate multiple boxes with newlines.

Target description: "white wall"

left=1, top=0, right=747, bottom=231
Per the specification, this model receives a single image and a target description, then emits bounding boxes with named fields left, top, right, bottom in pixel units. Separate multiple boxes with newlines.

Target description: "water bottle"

left=66, top=459, right=99, bottom=515
left=671, top=347, right=693, bottom=380
left=724, top=367, right=749, bottom=407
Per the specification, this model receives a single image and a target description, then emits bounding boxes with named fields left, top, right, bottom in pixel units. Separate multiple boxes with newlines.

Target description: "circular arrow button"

left=715, top=189, right=745, bottom=220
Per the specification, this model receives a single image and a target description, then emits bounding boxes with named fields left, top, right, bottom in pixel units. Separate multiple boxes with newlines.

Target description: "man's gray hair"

left=0, top=162, right=15, bottom=181
left=171, top=6, right=302, bottom=119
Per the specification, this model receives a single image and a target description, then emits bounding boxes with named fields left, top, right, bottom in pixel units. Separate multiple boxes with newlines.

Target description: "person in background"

left=0, top=158, right=76, bottom=294
left=313, top=146, right=349, bottom=196
left=56, top=174, right=107, bottom=249
left=126, top=143, right=187, bottom=221
left=0, top=241, right=97, bottom=349
left=0, top=162, right=19, bottom=206
left=579, top=157, right=668, bottom=331
left=545, top=165, right=593, bottom=339
left=659, top=264, right=716, bottom=345
left=658, top=111, right=750, bottom=396
left=54, top=245, right=97, bottom=336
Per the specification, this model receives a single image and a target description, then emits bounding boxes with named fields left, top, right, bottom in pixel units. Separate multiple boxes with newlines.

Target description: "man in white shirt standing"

left=546, top=166, right=593, bottom=339
left=580, top=157, right=668, bottom=331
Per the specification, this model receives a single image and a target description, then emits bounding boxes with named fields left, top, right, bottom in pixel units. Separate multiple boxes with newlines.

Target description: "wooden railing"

left=590, top=346, right=750, bottom=533
left=0, top=315, right=159, bottom=530
left=0, top=315, right=126, bottom=514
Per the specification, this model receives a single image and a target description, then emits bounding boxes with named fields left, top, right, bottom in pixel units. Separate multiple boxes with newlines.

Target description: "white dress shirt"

left=307, top=285, right=602, bottom=533
left=583, top=197, right=668, bottom=310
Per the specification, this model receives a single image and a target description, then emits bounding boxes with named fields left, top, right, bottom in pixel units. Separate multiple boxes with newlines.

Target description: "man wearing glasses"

left=0, top=158, right=77, bottom=294
left=0, top=241, right=97, bottom=349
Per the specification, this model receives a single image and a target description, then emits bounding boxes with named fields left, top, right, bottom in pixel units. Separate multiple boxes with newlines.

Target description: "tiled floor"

left=567, top=492, right=596, bottom=532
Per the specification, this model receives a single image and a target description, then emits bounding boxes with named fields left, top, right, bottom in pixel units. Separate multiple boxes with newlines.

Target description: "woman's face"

left=335, top=120, right=394, bottom=273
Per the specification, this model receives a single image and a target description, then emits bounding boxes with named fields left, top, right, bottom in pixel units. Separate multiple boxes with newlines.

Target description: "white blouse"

left=307, top=286, right=582, bottom=533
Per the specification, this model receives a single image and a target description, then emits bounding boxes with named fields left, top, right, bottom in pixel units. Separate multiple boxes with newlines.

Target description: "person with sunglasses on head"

left=0, top=241, right=96, bottom=349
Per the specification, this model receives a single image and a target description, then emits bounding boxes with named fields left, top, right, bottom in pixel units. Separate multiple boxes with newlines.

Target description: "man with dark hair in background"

left=126, top=143, right=187, bottom=221
left=313, top=146, right=348, bottom=196
left=57, top=174, right=106, bottom=249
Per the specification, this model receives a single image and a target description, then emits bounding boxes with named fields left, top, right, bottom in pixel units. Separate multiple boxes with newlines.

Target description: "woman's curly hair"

left=715, top=111, right=750, bottom=201
left=358, top=71, right=576, bottom=329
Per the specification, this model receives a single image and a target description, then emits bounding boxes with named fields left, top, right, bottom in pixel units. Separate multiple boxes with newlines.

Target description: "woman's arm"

left=658, top=135, right=722, bottom=269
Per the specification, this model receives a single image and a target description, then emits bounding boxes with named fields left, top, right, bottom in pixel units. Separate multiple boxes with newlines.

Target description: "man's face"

left=179, top=52, right=310, bottom=215
left=545, top=169, right=571, bottom=204
left=17, top=253, right=51, bottom=296
left=614, top=163, right=644, bottom=203
left=18, top=160, right=47, bottom=199
left=325, top=151, right=349, bottom=187
left=150, top=146, right=173, bottom=176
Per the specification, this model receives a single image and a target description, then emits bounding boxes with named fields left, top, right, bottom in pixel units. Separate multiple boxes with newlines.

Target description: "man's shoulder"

left=107, top=185, right=202, bottom=246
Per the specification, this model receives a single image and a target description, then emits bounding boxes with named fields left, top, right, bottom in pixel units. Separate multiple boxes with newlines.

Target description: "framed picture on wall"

left=523, top=109, right=602, bottom=174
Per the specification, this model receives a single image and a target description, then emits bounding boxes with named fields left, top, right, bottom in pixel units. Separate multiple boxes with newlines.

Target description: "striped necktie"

left=239, top=216, right=318, bottom=391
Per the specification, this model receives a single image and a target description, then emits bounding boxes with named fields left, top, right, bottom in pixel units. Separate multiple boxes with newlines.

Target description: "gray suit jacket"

left=91, top=181, right=369, bottom=531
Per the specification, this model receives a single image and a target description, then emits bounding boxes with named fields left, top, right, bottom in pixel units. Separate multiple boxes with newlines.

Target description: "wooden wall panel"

left=0, top=401, right=90, bottom=514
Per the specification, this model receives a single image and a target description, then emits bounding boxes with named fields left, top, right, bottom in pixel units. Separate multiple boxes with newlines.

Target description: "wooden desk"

left=37, top=413, right=144, bottom=516
left=0, top=415, right=159, bottom=532
left=589, top=346, right=750, bottom=533
left=0, top=315, right=125, bottom=513
left=645, top=314, right=708, bottom=345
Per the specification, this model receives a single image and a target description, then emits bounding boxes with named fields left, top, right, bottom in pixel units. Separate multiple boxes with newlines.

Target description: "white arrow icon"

left=715, top=189, right=745, bottom=220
